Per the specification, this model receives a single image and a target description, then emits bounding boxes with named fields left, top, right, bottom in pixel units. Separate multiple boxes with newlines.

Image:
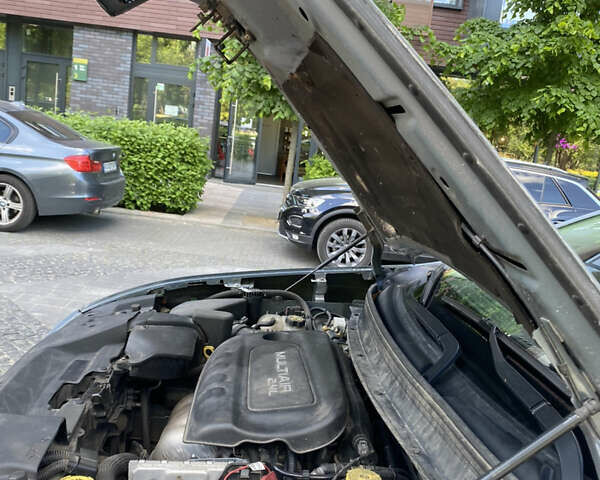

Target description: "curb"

left=103, top=207, right=278, bottom=234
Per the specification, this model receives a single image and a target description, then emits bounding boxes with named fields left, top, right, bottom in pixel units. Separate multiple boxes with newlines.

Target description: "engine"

left=39, top=288, right=413, bottom=480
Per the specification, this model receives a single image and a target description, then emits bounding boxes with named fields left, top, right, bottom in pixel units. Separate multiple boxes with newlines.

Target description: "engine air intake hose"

left=206, top=288, right=313, bottom=329
left=97, top=453, right=138, bottom=480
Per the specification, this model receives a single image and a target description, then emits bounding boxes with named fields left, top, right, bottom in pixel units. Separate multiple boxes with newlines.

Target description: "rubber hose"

left=334, top=346, right=375, bottom=459
left=40, top=447, right=73, bottom=466
left=206, top=289, right=243, bottom=299
left=37, top=459, right=71, bottom=480
left=271, top=464, right=332, bottom=480
left=140, top=390, right=151, bottom=451
left=97, top=453, right=138, bottom=480
left=261, top=289, right=313, bottom=329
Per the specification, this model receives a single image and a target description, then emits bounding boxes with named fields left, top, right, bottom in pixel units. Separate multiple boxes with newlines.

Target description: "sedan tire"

left=316, top=217, right=373, bottom=267
left=0, top=175, right=37, bottom=232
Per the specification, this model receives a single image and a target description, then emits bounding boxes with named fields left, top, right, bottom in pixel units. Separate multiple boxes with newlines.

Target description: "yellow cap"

left=345, top=468, right=381, bottom=480
left=61, top=476, right=94, bottom=480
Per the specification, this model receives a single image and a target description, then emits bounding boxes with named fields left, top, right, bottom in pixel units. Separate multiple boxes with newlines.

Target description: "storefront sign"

left=73, top=58, right=88, bottom=82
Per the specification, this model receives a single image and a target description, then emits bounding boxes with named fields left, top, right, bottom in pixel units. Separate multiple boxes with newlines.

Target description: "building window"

left=22, top=24, right=72, bottom=58
left=434, top=0, right=463, bottom=9
left=0, top=22, right=6, bottom=50
left=135, top=34, right=152, bottom=64
left=131, top=77, right=149, bottom=121
left=131, top=33, right=197, bottom=126
left=156, top=37, right=196, bottom=67
left=134, top=33, right=197, bottom=67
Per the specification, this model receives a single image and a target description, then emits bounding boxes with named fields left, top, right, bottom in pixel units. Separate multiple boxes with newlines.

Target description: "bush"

left=51, top=112, right=212, bottom=214
left=302, top=153, right=338, bottom=180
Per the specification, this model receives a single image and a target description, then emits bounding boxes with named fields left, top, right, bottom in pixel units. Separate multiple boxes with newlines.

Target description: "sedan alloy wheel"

left=0, top=183, right=23, bottom=226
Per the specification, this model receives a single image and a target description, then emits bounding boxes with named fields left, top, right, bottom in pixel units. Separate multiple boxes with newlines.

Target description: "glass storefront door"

left=153, top=82, right=191, bottom=126
left=22, top=56, right=70, bottom=112
left=223, top=100, right=260, bottom=184
left=131, top=78, right=192, bottom=126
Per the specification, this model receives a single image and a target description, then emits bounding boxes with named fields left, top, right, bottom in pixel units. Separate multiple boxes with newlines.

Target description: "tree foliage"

left=197, top=39, right=296, bottom=120
left=444, top=0, right=600, bottom=161
left=195, top=0, right=438, bottom=119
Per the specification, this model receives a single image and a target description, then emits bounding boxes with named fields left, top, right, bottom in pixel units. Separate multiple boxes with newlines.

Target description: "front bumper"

left=278, top=206, right=313, bottom=246
left=278, top=219, right=313, bottom=245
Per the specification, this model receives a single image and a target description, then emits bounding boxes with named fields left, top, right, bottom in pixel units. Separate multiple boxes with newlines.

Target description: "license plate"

left=103, top=161, right=117, bottom=173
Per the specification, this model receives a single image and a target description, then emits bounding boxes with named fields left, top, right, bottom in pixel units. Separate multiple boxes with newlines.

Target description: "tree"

left=444, top=0, right=600, bottom=165
left=196, top=0, right=438, bottom=196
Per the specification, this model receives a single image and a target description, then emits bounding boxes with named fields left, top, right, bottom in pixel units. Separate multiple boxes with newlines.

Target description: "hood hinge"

left=193, top=0, right=254, bottom=64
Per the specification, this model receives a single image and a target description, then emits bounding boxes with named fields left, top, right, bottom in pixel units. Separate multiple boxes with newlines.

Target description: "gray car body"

left=0, top=102, right=125, bottom=216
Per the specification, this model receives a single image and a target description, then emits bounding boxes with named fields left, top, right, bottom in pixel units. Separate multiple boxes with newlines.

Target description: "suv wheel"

left=0, top=175, right=36, bottom=232
left=316, top=218, right=373, bottom=267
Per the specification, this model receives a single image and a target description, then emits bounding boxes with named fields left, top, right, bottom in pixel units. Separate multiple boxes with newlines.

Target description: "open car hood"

left=99, top=0, right=600, bottom=403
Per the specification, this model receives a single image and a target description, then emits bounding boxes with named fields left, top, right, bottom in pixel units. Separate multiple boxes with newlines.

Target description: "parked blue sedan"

left=0, top=101, right=125, bottom=231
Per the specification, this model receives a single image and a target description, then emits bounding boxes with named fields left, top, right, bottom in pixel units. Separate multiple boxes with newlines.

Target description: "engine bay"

left=33, top=275, right=415, bottom=480
left=3, top=265, right=589, bottom=480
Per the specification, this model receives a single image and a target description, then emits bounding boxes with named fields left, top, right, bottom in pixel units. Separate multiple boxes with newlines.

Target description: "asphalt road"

left=0, top=210, right=316, bottom=374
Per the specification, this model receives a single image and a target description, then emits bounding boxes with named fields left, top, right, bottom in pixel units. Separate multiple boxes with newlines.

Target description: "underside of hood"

left=99, top=0, right=600, bottom=403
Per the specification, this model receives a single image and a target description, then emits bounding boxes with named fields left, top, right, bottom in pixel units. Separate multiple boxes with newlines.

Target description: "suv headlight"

left=296, top=195, right=325, bottom=209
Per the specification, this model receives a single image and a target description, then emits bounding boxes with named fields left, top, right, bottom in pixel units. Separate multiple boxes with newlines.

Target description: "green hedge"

left=51, top=112, right=212, bottom=214
left=302, top=153, right=338, bottom=180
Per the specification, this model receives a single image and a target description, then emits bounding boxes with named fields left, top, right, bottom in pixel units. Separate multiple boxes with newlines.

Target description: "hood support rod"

left=284, top=231, right=371, bottom=292
left=477, top=399, right=599, bottom=480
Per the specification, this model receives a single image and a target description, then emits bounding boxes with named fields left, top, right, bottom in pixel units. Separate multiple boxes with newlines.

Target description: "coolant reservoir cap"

left=345, top=468, right=381, bottom=480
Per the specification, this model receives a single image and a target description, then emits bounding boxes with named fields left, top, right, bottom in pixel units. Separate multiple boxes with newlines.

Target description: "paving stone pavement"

left=185, top=179, right=282, bottom=230
left=0, top=210, right=316, bottom=375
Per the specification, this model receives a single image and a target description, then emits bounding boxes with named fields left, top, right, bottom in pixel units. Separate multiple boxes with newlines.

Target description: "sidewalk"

left=184, top=179, right=284, bottom=231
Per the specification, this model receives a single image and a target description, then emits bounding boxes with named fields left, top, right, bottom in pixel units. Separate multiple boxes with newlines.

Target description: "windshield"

left=432, top=268, right=548, bottom=363
left=586, top=253, right=600, bottom=282
left=8, top=110, right=82, bottom=141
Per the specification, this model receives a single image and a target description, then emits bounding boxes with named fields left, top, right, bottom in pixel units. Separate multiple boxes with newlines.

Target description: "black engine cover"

left=184, top=331, right=348, bottom=453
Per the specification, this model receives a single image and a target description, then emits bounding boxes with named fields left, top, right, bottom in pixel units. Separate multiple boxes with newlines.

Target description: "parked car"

left=0, top=101, right=125, bottom=232
left=506, top=159, right=600, bottom=222
left=279, top=163, right=600, bottom=266
left=558, top=211, right=600, bottom=281
left=2, top=1, right=600, bottom=480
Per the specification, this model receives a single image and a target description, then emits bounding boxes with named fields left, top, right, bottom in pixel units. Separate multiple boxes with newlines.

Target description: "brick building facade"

left=0, top=0, right=218, bottom=137
left=70, top=26, right=133, bottom=118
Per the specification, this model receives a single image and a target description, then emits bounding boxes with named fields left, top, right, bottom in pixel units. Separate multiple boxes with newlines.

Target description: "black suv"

left=279, top=160, right=600, bottom=266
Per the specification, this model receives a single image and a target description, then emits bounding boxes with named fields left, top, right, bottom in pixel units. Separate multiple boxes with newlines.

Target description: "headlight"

left=296, top=196, right=325, bottom=209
